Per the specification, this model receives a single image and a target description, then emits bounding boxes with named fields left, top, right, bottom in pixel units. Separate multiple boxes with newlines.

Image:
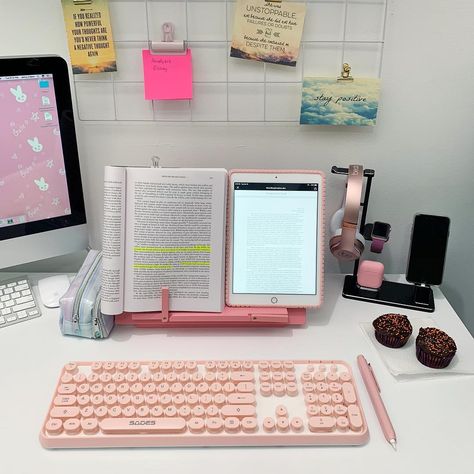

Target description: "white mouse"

left=37, top=275, right=71, bottom=308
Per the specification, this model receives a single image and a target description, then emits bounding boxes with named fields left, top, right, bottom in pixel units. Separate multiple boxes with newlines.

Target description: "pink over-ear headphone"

left=329, top=164, right=365, bottom=261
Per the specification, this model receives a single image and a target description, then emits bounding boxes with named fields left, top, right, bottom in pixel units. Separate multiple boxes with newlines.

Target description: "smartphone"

left=406, top=214, right=450, bottom=285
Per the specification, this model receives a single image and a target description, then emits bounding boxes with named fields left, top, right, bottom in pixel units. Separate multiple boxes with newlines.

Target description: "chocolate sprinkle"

left=372, top=313, right=412, bottom=338
left=416, top=327, right=457, bottom=358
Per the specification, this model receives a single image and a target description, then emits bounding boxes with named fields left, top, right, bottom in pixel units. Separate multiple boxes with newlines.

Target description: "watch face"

left=372, top=222, right=390, bottom=239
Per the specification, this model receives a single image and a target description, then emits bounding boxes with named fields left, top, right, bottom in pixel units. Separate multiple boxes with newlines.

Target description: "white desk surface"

left=0, top=273, right=472, bottom=474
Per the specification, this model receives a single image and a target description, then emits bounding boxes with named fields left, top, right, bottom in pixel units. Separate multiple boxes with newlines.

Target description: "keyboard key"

left=188, top=418, right=205, bottom=434
left=206, top=417, right=224, bottom=433
left=13, top=301, right=35, bottom=312
left=64, top=418, right=81, bottom=435
left=224, top=417, right=240, bottom=434
left=236, top=382, right=255, bottom=393
left=58, top=384, right=76, bottom=394
left=227, top=393, right=255, bottom=405
left=50, top=407, right=80, bottom=419
left=290, top=417, right=304, bottom=432
left=100, top=417, right=187, bottom=434
left=241, top=417, right=258, bottom=433
left=342, top=382, right=357, bottom=404
left=308, top=416, right=336, bottom=432
left=260, top=417, right=274, bottom=433
left=336, top=416, right=349, bottom=431
left=221, top=405, right=256, bottom=418
left=347, top=404, right=363, bottom=431
left=276, top=417, right=290, bottom=432
left=54, top=395, right=77, bottom=406
left=45, top=419, right=63, bottom=435
left=230, top=372, right=254, bottom=382
left=81, top=418, right=99, bottom=434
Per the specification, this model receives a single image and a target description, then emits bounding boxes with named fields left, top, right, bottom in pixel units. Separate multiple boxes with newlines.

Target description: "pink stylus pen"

left=357, top=354, right=397, bottom=450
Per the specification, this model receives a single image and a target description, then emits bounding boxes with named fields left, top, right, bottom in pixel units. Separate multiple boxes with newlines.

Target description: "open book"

left=101, top=166, right=227, bottom=315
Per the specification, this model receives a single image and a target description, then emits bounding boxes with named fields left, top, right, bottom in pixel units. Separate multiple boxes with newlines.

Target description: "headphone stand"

left=332, top=166, right=435, bottom=313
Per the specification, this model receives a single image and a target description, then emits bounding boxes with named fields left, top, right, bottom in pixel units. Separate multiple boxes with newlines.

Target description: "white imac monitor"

left=0, top=56, right=87, bottom=269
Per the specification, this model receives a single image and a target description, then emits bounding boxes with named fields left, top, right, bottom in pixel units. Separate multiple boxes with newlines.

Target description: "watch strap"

left=370, top=237, right=384, bottom=253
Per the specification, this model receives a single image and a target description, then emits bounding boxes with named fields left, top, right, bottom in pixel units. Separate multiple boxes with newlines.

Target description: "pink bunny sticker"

left=10, top=85, right=27, bottom=103
left=27, top=137, right=43, bottom=152
left=34, top=177, right=49, bottom=191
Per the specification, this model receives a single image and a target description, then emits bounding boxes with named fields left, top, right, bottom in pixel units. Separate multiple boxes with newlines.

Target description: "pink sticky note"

left=142, top=49, right=193, bottom=100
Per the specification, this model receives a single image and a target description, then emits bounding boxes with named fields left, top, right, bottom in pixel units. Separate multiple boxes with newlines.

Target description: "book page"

left=123, top=168, right=227, bottom=313
left=101, top=166, right=126, bottom=315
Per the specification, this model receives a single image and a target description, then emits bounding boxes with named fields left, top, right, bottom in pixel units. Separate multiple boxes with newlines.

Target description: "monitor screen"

left=0, top=73, right=71, bottom=228
left=0, top=56, right=87, bottom=269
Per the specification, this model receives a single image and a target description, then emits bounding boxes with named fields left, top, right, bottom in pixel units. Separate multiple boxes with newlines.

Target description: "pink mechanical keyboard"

left=40, top=360, right=369, bottom=448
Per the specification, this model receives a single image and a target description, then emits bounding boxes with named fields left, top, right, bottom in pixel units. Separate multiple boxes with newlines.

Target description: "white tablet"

left=227, top=170, right=325, bottom=308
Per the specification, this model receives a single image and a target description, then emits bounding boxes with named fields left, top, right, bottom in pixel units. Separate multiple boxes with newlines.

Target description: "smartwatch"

left=370, top=221, right=391, bottom=253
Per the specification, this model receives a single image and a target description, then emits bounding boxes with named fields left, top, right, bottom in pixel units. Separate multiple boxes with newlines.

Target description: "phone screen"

left=406, top=214, right=450, bottom=285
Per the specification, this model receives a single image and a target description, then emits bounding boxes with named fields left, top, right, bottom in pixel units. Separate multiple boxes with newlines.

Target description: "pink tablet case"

left=226, top=169, right=325, bottom=309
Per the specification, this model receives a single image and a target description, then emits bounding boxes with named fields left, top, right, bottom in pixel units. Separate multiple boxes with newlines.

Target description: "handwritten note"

left=142, top=49, right=193, bottom=101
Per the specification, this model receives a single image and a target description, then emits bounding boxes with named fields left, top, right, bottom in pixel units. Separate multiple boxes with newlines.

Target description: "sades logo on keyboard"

left=129, top=420, right=156, bottom=426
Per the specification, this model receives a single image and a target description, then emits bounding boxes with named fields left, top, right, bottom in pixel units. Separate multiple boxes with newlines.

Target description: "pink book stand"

left=115, top=287, right=307, bottom=328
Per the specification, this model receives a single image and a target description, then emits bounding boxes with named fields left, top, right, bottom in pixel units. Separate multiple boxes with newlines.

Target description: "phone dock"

left=342, top=275, right=435, bottom=312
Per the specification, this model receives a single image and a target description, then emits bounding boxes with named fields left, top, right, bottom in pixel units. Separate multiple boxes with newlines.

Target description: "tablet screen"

left=232, top=181, right=319, bottom=295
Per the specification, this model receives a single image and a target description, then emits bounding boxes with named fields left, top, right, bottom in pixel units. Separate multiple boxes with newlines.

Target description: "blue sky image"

left=300, top=78, right=380, bottom=126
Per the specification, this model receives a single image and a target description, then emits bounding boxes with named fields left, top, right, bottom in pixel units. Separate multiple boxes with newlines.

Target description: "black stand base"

left=342, top=275, right=435, bottom=313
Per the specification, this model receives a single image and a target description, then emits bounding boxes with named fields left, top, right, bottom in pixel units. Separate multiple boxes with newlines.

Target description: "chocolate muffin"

left=372, top=313, right=412, bottom=348
left=416, top=327, right=457, bottom=368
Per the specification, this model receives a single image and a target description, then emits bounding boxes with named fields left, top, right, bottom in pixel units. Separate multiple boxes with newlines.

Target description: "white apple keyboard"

left=40, top=359, right=369, bottom=448
left=0, top=276, right=41, bottom=328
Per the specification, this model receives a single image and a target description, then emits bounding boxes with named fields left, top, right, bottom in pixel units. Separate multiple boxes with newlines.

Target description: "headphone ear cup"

left=330, top=208, right=344, bottom=236
left=329, top=229, right=365, bottom=261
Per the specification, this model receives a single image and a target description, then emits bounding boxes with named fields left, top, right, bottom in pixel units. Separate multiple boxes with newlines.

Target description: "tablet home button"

left=271, top=297, right=278, bottom=304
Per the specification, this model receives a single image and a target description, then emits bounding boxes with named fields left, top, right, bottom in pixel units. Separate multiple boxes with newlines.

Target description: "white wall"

left=1, top=0, right=473, bottom=334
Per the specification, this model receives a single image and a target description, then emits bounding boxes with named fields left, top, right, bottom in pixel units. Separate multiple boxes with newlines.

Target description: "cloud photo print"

left=300, top=78, right=381, bottom=126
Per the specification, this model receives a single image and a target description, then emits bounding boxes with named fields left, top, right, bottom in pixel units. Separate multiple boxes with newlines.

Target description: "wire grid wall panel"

left=74, top=0, right=388, bottom=123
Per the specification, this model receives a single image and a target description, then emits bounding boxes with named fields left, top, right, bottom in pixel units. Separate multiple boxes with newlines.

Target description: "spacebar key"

left=100, top=418, right=186, bottom=434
